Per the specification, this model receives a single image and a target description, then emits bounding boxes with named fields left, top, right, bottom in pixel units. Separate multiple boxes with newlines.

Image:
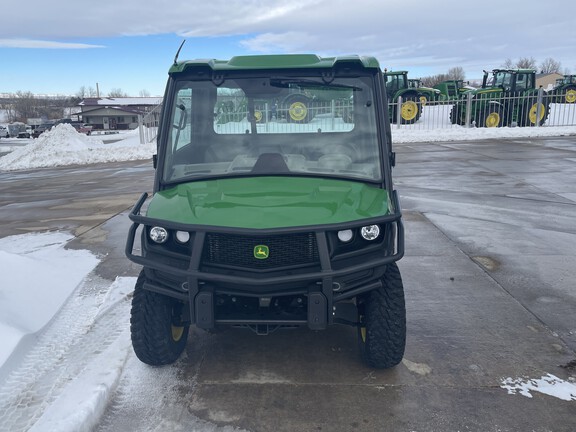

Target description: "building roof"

left=79, top=97, right=163, bottom=107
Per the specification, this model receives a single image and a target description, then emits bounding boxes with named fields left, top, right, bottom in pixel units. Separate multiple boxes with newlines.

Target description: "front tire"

left=358, top=262, right=406, bottom=369
left=130, top=271, right=190, bottom=365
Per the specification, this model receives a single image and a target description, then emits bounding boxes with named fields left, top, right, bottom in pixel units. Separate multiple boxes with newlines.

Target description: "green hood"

left=147, top=177, right=390, bottom=229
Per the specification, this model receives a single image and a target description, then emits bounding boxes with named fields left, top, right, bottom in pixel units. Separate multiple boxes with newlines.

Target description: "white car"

left=0, top=126, right=9, bottom=138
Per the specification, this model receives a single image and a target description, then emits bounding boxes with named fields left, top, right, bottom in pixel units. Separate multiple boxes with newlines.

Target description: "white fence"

left=138, top=103, right=162, bottom=144
left=390, top=89, right=576, bottom=130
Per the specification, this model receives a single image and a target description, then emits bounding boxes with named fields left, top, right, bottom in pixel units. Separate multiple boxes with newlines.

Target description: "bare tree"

left=516, top=56, right=537, bottom=69
left=108, top=88, right=129, bottom=97
left=447, top=67, right=465, bottom=80
left=502, top=58, right=514, bottom=69
left=539, top=57, right=562, bottom=74
left=139, top=89, right=151, bottom=97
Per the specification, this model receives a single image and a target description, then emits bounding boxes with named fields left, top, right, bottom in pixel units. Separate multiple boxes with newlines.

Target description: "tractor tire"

left=476, top=104, right=503, bottom=128
left=398, top=95, right=421, bottom=124
left=130, top=271, right=190, bottom=366
left=563, top=86, right=576, bottom=104
left=519, top=97, right=549, bottom=127
left=450, top=104, right=466, bottom=125
left=283, top=94, right=314, bottom=124
left=357, top=262, right=406, bottom=369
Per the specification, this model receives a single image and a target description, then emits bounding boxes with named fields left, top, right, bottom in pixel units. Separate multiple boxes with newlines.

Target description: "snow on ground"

left=0, top=122, right=575, bottom=430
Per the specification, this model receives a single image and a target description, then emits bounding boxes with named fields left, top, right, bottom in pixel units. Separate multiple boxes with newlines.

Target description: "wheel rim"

left=528, top=103, right=545, bottom=124
left=254, top=110, right=263, bottom=122
left=485, top=112, right=500, bottom=127
left=401, top=100, right=418, bottom=121
left=288, top=101, right=308, bottom=122
left=171, top=324, right=184, bottom=342
left=419, top=96, right=427, bottom=106
left=566, top=89, right=576, bottom=103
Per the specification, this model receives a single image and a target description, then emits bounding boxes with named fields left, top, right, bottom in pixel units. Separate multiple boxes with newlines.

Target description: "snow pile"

left=501, top=374, right=576, bottom=401
left=0, top=123, right=155, bottom=171
left=0, top=232, right=99, bottom=372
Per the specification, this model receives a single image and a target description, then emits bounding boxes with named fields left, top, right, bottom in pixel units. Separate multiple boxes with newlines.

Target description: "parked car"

left=70, top=122, right=92, bottom=135
left=32, top=123, right=54, bottom=138
left=0, top=126, right=9, bottom=138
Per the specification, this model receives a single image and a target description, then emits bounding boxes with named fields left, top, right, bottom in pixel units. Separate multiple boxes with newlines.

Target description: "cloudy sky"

left=1, top=0, right=574, bottom=97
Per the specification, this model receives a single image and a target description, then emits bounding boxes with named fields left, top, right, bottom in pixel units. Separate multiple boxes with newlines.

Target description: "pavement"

left=0, top=136, right=575, bottom=431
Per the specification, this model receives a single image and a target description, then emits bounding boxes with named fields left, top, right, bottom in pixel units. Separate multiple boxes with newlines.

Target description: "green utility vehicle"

left=383, top=70, right=426, bottom=124
left=450, top=69, right=549, bottom=127
left=550, top=75, right=576, bottom=103
left=125, top=53, right=406, bottom=369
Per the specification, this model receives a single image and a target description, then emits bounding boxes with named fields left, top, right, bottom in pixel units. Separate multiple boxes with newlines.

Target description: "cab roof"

left=169, top=54, right=380, bottom=74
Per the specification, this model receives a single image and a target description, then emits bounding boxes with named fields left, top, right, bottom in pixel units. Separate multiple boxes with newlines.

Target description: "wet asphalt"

left=0, top=136, right=575, bottom=431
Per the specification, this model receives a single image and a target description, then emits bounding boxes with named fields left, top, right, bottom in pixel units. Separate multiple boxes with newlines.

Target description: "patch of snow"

left=501, top=374, right=576, bottom=401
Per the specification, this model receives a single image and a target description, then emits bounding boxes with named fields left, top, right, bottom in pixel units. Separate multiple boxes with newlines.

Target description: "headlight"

left=175, top=231, right=190, bottom=243
left=337, top=229, right=354, bottom=243
left=360, top=225, right=380, bottom=241
left=149, top=226, right=168, bottom=243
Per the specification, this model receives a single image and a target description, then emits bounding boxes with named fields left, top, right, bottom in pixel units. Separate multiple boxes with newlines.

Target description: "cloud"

left=0, top=39, right=105, bottom=49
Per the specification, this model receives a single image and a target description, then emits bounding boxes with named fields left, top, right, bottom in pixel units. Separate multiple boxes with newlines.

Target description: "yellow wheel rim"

left=419, top=96, right=427, bottom=106
left=289, top=101, right=307, bottom=122
left=254, top=110, right=263, bottom=122
left=528, top=103, right=545, bottom=124
left=401, top=100, right=418, bottom=121
left=171, top=324, right=184, bottom=342
left=485, top=112, right=500, bottom=128
left=360, top=327, right=367, bottom=342
left=566, top=89, right=576, bottom=103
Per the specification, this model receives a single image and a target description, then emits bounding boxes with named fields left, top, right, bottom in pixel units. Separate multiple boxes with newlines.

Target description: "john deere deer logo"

left=254, top=245, right=269, bottom=259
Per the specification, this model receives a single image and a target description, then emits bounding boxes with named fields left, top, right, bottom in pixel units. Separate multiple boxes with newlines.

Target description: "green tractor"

left=384, top=70, right=434, bottom=124
left=433, top=79, right=470, bottom=101
left=451, top=69, right=549, bottom=127
left=550, top=75, right=576, bottom=103
left=408, top=78, right=441, bottom=105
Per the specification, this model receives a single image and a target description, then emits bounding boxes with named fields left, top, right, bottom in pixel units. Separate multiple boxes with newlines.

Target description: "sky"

left=1, top=0, right=575, bottom=97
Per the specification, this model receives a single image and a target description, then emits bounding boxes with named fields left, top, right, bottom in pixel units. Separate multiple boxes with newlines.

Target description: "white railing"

left=390, top=88, right=576, bottom=130
left=138, top=103, right=162, bottom=144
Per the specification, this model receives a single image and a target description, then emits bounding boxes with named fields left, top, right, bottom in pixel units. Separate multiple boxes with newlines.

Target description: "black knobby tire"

left=283, top=94, right=314, bottom=124
left=399, top=95, right=421, bottom=124
left=358, top=262, right=406, bottom=369
left=130, top=271, right=190, bottom=365
left=450, top=104, right=465, bottom=125
left=519, top=96, right=550, bottom=127
left=476, top=104, right=503, bottom=128
left=563, top=86, right=576, bottom=104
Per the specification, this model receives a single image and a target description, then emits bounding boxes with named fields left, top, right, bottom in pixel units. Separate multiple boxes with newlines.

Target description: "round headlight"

left=175, top=230, right=190, bottom=243
left=337, top=229, right=354, bottom=243
left=360, top=225, right=380, bottom=241
left=149, top=226, right=168, bottom=243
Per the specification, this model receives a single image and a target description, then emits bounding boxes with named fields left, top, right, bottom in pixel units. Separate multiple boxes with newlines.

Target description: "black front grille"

left=203, top=232, right=319, bottom=270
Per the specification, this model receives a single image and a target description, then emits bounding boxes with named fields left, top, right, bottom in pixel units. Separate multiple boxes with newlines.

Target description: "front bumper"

left=125, top=191, right=404, bottom=330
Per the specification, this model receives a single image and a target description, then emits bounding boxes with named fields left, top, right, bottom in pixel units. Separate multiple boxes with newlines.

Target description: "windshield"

left=162, top=74, right=382, bottom=184
left=492, top=72, right=512, bottom=89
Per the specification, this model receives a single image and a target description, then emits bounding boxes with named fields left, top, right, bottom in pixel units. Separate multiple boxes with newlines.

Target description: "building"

left=536, top=73, right=563, bottom=91
left=78, top=97, right=162, bottom=130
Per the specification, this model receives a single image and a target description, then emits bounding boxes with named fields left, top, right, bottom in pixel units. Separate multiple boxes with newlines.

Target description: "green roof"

left=169, top=54, right=380, bottom=74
